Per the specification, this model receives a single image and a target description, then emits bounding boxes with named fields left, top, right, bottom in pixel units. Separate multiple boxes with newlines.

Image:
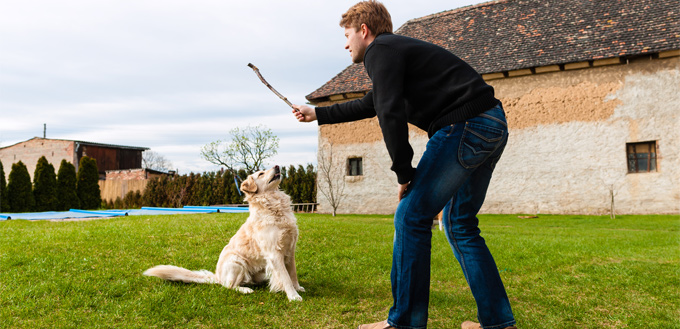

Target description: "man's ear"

left=240, top=176, right=258, bottom=194
left=360, top=23, right=375, bottom=43
left=360, top=23, right=370, bottom=38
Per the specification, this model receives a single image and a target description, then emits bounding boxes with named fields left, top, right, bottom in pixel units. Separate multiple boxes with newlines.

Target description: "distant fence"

left=99, top=179, right=148, bottom=202
left=220, top=203, right=318, bottom=213
left=292, top=203, right=318, bottom=213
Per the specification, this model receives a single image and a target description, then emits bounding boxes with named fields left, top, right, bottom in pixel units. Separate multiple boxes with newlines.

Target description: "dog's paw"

left=287, top=293, right=303, bottom=302
left=296, top=285, right=305, bottom=292
left=236, top=287, right=254, bottom=294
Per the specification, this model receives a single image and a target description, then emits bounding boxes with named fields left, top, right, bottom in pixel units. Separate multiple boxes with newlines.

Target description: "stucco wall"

left=317, top=56, right=680, bottom=215
left=0, top=138, right=76, bottom=181
left=485, top=57, right=679, bottom=215
left=316, top=132, right=428, bottom=215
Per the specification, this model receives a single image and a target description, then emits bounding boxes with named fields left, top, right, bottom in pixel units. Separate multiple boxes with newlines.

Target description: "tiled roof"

left=0, top=137, right=149, bottom=151
left=73, top=139, right=149, bottom=151
left=307, top=0, right=680, bottom=101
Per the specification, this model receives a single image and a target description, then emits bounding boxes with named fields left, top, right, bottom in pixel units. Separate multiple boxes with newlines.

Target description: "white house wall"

left=316, top=132, right=428, bottom=215
left=317, top=57, right=679, bottom=215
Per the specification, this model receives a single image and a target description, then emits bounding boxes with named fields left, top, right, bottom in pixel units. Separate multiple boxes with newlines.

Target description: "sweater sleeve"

left=365, top=44, right=415, bottom=184
left=315, top=92, right=376, bottom=125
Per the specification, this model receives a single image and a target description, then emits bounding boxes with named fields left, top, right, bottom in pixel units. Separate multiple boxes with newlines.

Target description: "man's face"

left=344, top=25, right=367, bottom=63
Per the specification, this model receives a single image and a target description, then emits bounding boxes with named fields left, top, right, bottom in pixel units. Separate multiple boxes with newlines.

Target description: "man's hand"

left=292, top=104, right=317, bottom=122
left=398, top=182, right=410, bottom=201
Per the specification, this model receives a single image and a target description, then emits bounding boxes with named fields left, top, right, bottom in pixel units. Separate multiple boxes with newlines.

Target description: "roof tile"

left=307, top=0, right=680, bottom=100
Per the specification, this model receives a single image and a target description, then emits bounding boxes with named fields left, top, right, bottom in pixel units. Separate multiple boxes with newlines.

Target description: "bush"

left=114, top=197, right=124, bottom=209
left=123, top=190, right=143, bottom=209
left=140, top=165, right=316, bottom=209
left=0, top=161, right=8, bottom=212
left=56, top=160, right=80, bottom=211
left=143, top=169, right=246, bottom=208
left=33, top=156, right=58, bottom=212
left=77, top=156, right=101, bottom=210
left=280, top=164, right=317, bottom=204
left=7, top=161, right=35, bottom=212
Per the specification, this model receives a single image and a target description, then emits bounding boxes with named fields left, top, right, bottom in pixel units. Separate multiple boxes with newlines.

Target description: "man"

left=293, top=1, right=517, bottom=328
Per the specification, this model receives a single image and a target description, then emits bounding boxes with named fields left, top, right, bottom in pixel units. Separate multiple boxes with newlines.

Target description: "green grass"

left=0, top=213, right=678, bottom=328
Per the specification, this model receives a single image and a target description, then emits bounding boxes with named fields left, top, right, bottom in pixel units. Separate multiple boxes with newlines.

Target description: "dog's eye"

left=258, top=172, right=264, bottom=177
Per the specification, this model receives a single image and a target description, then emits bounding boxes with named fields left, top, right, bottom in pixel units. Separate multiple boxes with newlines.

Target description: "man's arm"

left=398, top=182, right=410, bottom=201
left=292, top=104, right=317, bottom=122
left=315, top=92, right=376, bottom=125
left=293, top=92, right=375, bottom=124
left=365, top=44, right=415, bottom=185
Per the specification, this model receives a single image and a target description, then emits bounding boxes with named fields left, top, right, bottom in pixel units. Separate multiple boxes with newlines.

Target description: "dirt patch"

left=320, top=81, right=623, bottom=143
left=502, top=81, right=622, bottom=130
left=321, top=117, right=430, bottom=145
left=321, top=118, right=382, bottom=145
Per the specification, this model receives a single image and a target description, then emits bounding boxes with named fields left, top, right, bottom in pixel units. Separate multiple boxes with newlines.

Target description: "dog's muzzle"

left=268, top=165, right=281, bottom=183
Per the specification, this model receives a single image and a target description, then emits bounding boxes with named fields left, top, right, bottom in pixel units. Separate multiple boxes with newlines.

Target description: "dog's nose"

left=274, top=165, right=280, bottom=172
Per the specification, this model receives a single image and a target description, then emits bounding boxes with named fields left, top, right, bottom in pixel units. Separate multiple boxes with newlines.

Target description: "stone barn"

left=306, top=0, right=679, bottom=215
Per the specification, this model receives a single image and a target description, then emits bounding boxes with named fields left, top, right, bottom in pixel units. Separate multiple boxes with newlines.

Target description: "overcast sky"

left=1, top=0, right=487, bottom=174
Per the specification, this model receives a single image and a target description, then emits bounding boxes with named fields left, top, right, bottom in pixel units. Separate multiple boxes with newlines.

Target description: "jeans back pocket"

left=458, top=121, right=506, bottom=169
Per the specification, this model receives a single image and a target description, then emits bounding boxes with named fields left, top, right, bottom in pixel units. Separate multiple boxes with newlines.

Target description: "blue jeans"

left=387, top=104, right=515, bottom=329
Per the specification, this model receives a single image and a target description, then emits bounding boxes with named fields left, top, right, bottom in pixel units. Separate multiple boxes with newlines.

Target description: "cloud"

left=1, top=0, right=486, bottom=173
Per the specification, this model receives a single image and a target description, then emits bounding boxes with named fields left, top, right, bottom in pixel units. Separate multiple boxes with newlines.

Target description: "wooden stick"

left=247, top=63, right=298, bottom=111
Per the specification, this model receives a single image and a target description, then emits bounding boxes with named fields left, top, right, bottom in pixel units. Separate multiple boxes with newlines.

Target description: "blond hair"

left=340, top=0, right=393, bottom=35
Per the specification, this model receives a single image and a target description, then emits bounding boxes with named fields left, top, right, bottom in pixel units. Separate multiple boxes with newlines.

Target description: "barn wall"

left=78, top=145, right=118, bottom=177
left=317, top=56, right=680, bottom=215
left=0, top=138, right=75, bottom=181
left=1, top=138, right=146, bottom=182
left=76, top=144, right=143, bottom=177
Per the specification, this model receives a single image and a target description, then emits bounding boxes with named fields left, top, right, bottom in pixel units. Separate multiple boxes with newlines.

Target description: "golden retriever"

left=143, top=165, right=304, bottom=301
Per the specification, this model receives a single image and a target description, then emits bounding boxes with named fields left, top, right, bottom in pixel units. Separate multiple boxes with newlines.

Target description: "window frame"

left=626, top=141, right=658, bottom=174
left=347, top=157, right=363, bottom=176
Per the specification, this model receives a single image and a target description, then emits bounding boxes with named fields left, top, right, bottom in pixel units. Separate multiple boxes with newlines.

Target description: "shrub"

left=0, top=161, right=8, bottom=212
left=113, top=197, right=124, bottom=209
left=123, top=190, right=143, bottom=209
left=56, top=160, right=80, bottom=211
left=140, top=165, right=316, bottom=208
left=7, top=161, right=35, bottom=212
left=280, top=164, right=317, bottom=204
left=77, top=156, right=101, bottom=210
left=33, top=156, right=58, bottom=212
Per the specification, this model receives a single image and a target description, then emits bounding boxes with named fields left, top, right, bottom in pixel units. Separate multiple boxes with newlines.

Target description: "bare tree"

left=598, top=168, right=624, bottom=219
left=317, top=141, right=346, bottom=216
left=142, top=150, right=174, bottom=172
left=200, top=125, right=279, bottom=173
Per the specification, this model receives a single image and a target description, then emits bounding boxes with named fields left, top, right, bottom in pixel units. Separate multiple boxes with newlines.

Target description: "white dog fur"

left=144, top=166, right=304, bottom=301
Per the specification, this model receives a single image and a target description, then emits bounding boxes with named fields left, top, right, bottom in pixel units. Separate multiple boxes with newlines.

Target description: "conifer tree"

left=33, top=156, right=58, bottom=212
left=0, top=161, right=8, bottom=212
left=304, top=163, right=317, bottom=204
left=76, top=156, right=102, bottom=210
left=57, top=160, right=80, bottom=211
left=143, top=178, right=159, bottom=207
left=7, top=161, right=35, bottom=212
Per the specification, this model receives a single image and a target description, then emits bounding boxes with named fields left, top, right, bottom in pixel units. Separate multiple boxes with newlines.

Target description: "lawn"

left=0, top=213, right=678, bottom=328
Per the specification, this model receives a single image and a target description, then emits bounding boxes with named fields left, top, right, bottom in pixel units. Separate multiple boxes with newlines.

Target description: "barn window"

left=626, top=141, right=657, bottom=173
left=347, top=158, right=363, bottom=176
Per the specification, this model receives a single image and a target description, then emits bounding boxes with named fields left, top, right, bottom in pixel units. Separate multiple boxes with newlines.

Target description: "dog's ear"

left=240, top=176, right=258, bottom=194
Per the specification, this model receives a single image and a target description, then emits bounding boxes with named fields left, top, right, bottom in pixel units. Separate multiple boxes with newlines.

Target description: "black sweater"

left=316, top=33, right=499, bottom=184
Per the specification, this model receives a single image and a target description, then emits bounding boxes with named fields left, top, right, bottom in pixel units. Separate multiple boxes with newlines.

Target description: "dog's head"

left=240, top=165, right=282, bottom=199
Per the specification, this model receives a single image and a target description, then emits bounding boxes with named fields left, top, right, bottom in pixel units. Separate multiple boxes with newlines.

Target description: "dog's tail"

left=143, top=265, right=218, bottom=284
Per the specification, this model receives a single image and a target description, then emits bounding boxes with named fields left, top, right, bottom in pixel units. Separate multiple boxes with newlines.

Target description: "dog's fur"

left=143, top=166, right=304, bottom=301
